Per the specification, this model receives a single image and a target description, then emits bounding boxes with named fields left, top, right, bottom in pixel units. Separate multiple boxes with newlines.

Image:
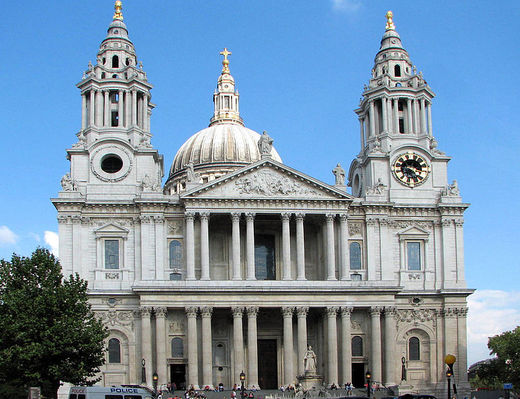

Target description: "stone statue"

left=442, top=180, right=460, bottom=196
left=141, top=174, right=158, bottom=191
left=304, top=345, right=317, bottom=374
left=185, top=162, right=200, bottom=183
left=258, top=131, right=273, bottom=156
left=332, top=163, right=345, bottom=186
left=61, top=173, right=74, bottom=191
left=366, top=178, right=386, bottom=195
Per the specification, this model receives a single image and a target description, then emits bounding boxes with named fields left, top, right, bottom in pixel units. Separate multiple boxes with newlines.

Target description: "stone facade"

left=52, top=5, right=472, bottom=397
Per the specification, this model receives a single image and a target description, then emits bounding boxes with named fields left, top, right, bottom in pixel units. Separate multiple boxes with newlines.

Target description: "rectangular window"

left=407, top=242, right=421, bottom=270
left=255, top=234, right=276, bottom=280
left=105, top=240, right=120, bottom=269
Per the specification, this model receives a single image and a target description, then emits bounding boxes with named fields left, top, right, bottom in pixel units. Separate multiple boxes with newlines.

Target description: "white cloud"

left=44, top=231, right=59, bottom=257
left=29, top=232, right=41, bottom=242
left=0, top=225, right=18, bottom=245
left=467, top=290, right=520, bottom=366
left=331, top=0, right=361, bottom=13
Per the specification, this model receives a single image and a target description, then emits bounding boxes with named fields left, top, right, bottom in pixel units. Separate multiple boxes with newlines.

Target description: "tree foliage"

left=0, top=248, right=108, bottom=399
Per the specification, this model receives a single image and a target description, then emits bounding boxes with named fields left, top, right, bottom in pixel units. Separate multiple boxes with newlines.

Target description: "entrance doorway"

left=258, top=339, right=277, bottom=389
left=170, top=364, right=186, bottom=390
left=352, top=363, right=365, bottom=388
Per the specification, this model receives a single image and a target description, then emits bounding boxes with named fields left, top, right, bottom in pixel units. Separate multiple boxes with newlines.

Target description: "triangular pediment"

left=94, top=223, right=129, bottom=235
left=182, top=159, right=353, bottom=201
left=397, top=225, right=429, bottom=236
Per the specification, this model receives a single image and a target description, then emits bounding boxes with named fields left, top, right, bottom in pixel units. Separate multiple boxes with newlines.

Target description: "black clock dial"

left=392, top=152, right=430, bottom=187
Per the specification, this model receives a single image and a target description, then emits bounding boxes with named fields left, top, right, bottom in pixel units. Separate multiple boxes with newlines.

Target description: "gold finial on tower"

left=114, top=1, right=124, bottom=21
left=220, top=48, right=232, bottom=73
left=385, top=10, right=395, bottom=31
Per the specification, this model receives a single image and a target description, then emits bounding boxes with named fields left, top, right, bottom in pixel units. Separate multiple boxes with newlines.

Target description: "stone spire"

left=209, top=48, right=244, bottom=126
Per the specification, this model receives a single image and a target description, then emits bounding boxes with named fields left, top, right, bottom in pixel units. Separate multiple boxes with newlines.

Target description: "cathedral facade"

left=52, top=3, right=472, bottom=396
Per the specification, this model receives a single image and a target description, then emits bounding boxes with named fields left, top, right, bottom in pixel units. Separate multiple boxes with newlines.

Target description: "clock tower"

left=348, top=11, right=458, bottom=205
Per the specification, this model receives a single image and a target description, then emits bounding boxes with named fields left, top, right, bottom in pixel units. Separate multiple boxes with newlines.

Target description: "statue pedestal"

left=297, top=372, right=324, bottom=391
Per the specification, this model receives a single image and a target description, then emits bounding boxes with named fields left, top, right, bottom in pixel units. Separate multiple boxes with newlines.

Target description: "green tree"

left=0, top=248, right=108, bottom=399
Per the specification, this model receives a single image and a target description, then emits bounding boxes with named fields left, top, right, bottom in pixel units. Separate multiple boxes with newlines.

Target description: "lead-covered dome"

left=164, top=49, right=282, bottom=194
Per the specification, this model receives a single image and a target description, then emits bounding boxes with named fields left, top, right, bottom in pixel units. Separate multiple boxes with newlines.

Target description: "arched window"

left=350, top=242, right=362, bottom=270
left=108, top=338, right=121, bottom=363
left=409, top=337, right=420, bottom=360
left=394, top=65, right=401, bottom=77
left=352, top=336, right=363, bottom=356
left=171, top=337, right=184, bottom=357
left=169, top=240, right=183, bottom=270
left=112, top=55, right=119, bottom=68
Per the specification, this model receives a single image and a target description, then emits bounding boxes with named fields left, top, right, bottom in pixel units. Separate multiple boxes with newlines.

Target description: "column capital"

left=140, top=306, right=153, bottom=317
left=325, top=213, right=336, bottom=221
left=340, top=306, right=354, bottom=317
left=155, top=307, right=168, bottom=318
left=232, top=306, right=244, bottom=317
left=295, top=212, right=305, bottom=220
left=384, top=306, right=397, bottom=317
left=326, top=306, right=339, bottom=317
left=231, top=212, right=241, bottom=222
left=339, top=213, right=348, bottom=222
left=185, top=211, right=196, bottom=220
left=247, top=306, right=259, bottom=317
left=281, top=306, right=294, bottom=318
left=199, top=211, right=210, bottom=220
left=245, top=212, right=256, bottom=220
left=201, top=306, right=213, bottom=317
left=296, top=306, right=309, bottom=317
left=185, top=306, right=198, bottom=317
left=369, top=306, right=382, bottom=316
left=281, top=212, right=292, bottom=221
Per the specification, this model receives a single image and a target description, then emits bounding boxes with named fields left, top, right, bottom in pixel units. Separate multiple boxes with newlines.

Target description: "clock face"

left=392, top=152, right=430, bottom=187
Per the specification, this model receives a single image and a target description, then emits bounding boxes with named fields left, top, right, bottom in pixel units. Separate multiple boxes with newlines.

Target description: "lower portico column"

left=201, top=306, right=214, bottom=389
left=326, top=307, right=339, bottom=387
left=281, top=213, right=291, bottom=280
left=383, top=307, right=397, bottom=386
left=247, top=306, right=259, bottom=388
left=185, top=212, right=196, bottom=280
left=140, top=307, right=153, bottom=387
left=156, top=307, right=168, bottom=386
left=185, top=306, right=199, bottom=389
left=200, top=211, right=210, bottom=280
left=232, top=307, right=245, bottom=385
left=296, top=307, right=309, bottom=376
left=246, top=213, right=256, bottom=280
left=370, top=307, right=382, bottom=384
left=326, top=214, right=337, bottom=280
left=282, top=307, right=295, bottom=386
left=340, top=307, right=353, bottom=385
left=231, top=212, right=241, bottom=280
left=295, top=213, right=306, bottom=280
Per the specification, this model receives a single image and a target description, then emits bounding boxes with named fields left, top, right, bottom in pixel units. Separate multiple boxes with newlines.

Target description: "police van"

left=69, top=386, right=154, bottom=399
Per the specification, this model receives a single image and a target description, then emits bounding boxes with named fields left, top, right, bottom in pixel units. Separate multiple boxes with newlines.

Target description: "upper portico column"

left=200, top=211, right=210, bottom=280
left=185, top=211, right=196, bottom=280
left=231, top=212, right=241, bottom=280
left=281, top=213, right=292, bottom=280
left=295, top=213, right=306, bottom=280
left=246, top=213, right=256, bottom=280
left=339, top=214, right=350, bottom=280
left=326, top=214, right=337, bottom=280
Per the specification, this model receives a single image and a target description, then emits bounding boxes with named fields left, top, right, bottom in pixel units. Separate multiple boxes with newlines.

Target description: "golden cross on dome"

left=220, top=48, right=232, bottom=73
left=114, top=1, right=124, bottom=21
left=385, top=10, right=395, bottom=31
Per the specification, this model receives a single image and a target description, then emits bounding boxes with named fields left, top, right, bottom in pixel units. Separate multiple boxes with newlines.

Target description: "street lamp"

left=445, top=354, right=456, bottom=399
left=240, top=371, right=246, bottom=399
left=153, top=372, right=158, bottom=396
left=365, top=370, right=371, bottom=399
left=401, top=357, right=407, bottom=381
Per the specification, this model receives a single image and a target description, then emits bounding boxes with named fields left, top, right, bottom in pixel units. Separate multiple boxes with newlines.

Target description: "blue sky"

left=0, top=1, right=519, bottom=366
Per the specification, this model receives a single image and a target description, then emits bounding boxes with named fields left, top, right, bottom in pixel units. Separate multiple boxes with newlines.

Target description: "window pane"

left=255, top=235, right=276, bottom=280
left=350, top=242, right=362, bottom=270
left=105, top=240, right=119, bottom=269
left=409, top=337, right=420, bottom=360
left=169, top=240, right=183, bottom=269
left=407, top=242, right=421, bottom=270
left=352, top=336, right=363, bottom=356
left=108, top=338, right=121, bottom=363
left=172, top=337, right=184, bottom=357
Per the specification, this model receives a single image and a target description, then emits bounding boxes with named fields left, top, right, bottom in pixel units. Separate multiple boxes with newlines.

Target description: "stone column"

left=296, top=307, right=309, bottom=376
left=143, top=94, right=149, bottom=131
left=156, top=307, right=168, bottom=385
left=420, top=98, right=427, bottom=134
left=89, top=89, right=95, bottom=127
left=393, top=98, right=399, bottom=133
left=125, top=91, right=131, bottom=128
left=185, top=212, right=196, bottom=280
left=140, top=307, right=153, bottom=386
left=359, top=117, right=365, bottom=151
left=340, top=307, right=353, bottom=385
left=339, top=214, right=350, bottom=280
left=326, top=307, right=339, bottom=386
left=281, top=213, right=291, bottom=280
left=369, top=100, right=375, bottom=136
left=455, top=219, right=465, bottom=283
left=200, top=212, right=210, bottom=280
left=370, top=307, right=382, bottom=384
left=81, top=93, right=87, bottom=130
left=326, top=214, right=336, bottom=280
left=247, top=306, right=259, bottom=388
left=185, top=306, right=199, bottom=389
left=406, top=98, right=413, bottom=134
left=387, top=96, right=393, bottom=134
left=104, top=90, right=110, bottom=127
left=457, top=308, right=469, bottom=382
left=201, top=306, right=214, bottom=389
left=231, top=212, right=241, bottom=280
left=118, top=90, right=124, bottom=127
left=132, top=90, right=137, bottom=127
left=427, top=102, right=433, bottom=136
left=295, top=213, right=306, bottom=280
left=383, top=307, right=397, bottom=386
left=381, top=97, right=388, bottom=132
left=414, top=99, right=420, bottom=135
left=282, top=307, right=295, bottom=385
left=95, top=90, right=103, bottom=127
left=232, top=307, right=245, bottom=384
left=155, top=216, right=165, bottom=280
left=246, top=213, right=256, bottom=280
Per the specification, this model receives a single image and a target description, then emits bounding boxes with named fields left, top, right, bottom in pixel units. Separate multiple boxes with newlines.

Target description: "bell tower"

left=65, top=1, right=163, bottom=200
left=348, top=11, right=457, bottom=205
